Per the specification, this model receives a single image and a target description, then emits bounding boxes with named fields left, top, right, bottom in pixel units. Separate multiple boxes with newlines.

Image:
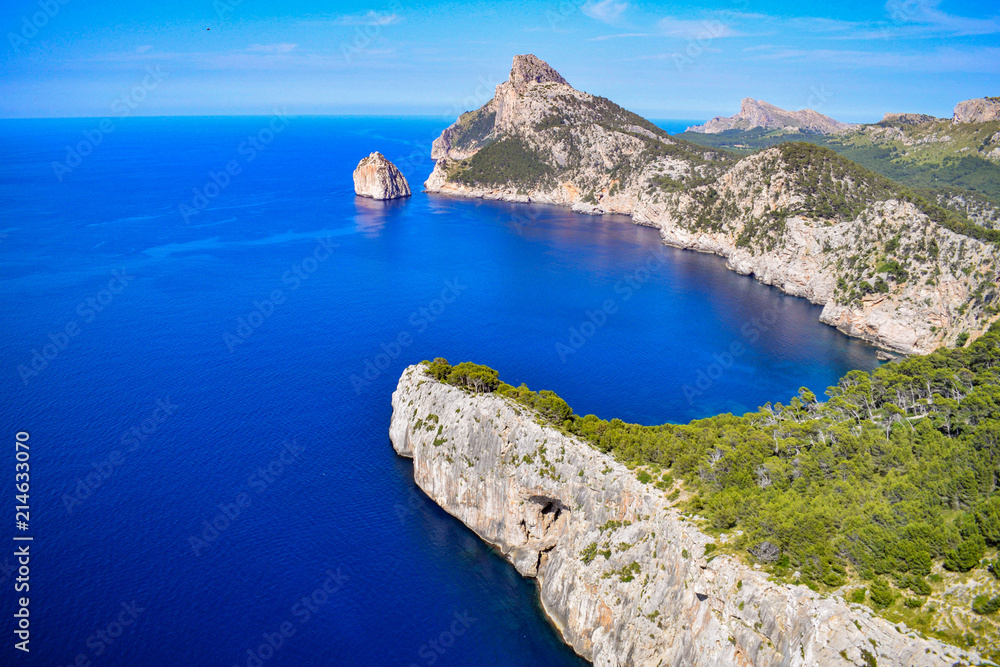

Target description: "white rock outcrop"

left=952, top=97, right=1000, bottom=124
left=390, top=365, right=983, bottom=667
left=353, top=152, right=411, bottom=200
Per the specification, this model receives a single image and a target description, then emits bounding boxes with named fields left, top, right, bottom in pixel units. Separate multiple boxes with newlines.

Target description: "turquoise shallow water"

left=0, top=116, right=878, bottom=666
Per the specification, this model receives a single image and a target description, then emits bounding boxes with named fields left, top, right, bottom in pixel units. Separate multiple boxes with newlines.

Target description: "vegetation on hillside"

left=447, top=107, right=497, bottom=152
left=677, top=122, right=1000, bottom=238
left=422, top=324, right=1000, bottom=656
left=445, top=89, right=732, bottom=195
left=450, top=137, right=553, bottom=187
left=773, top=143, right=1000, bottom=244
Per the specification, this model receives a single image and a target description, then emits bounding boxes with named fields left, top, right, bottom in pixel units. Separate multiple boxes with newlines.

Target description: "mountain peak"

left=688, top=98, right=853, bottom=134
left=509, top=54, right=569, bottom=93
left=740, top=98, right=774, bottom=112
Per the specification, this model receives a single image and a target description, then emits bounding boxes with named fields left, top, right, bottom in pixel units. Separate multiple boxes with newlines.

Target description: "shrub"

left=444, top=362, right=500, bottom=393
left=823, top=571, right=846, bottom=587
left=972, top=594, right=1000, bottom=615
left=972, top=496, right=1000, bottom=545
left=903, top=575, right=931, bottom=596
left=944, top=537, right=985, bottom=572
left=849, top=588, right=867, bottom=604
left=869, top=577, right=895, bottom=608
left=424, top=357, right=452, bottom=380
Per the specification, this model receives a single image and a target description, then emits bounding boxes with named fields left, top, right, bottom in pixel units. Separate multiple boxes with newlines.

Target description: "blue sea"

left=0, top=116, right=878, bottom=666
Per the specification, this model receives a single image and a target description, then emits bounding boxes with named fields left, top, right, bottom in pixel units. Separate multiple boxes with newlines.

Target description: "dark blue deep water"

left=0, top=117, right=878, bottom=666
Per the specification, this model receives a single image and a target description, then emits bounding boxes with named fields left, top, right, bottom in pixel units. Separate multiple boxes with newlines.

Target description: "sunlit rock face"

left=390, top=364, right=984, bottom=667
left=353, top=152, right=411, bottom=200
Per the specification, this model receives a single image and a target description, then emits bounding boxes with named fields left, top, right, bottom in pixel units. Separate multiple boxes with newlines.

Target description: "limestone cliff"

left=424, top=55, right=1000, bottom=354
left=687, top=98, right=855, bottom=135
left=390, top=365, right=983, bottom=667
left=353, top=151, right=411, bottom=200
left=953, top=97, right=1000, bottom=124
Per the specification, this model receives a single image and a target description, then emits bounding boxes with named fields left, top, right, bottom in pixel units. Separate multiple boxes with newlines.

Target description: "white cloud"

left=589, top=32, right=654, bottom=41
left=885, top=0, right=1000, bottom=36
left=301, top=11, right=403, bottom=27
left=583, top=0, right=628, bottom=24
left=748, top=44, right=1000, bottom=73
left=247, top=43, right=298, bottom=54
left=656, top=17, right=740, bottom=39
left=136, top=45, right=152, bottom=53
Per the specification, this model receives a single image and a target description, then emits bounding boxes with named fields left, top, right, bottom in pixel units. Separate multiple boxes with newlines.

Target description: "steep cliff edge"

left=390, top=365, right=983, bottom=666
left=424, top=55, right=1000, bottom=354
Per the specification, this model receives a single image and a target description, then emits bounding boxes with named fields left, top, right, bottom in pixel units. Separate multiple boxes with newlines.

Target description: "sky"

left=0, top=0, right=998, bottom=121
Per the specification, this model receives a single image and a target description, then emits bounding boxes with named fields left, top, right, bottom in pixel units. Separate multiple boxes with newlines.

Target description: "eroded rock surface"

left=390, top=365, right=983, bottom=667
left=953, top=97, right=1000, bottom=124
left=353, top=151, right=411, bottom=200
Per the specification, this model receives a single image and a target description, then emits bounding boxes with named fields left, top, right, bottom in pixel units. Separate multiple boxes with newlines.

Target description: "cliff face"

left=953, top=97, right=1000, bottom=124
left=424, top=55, right=1000, bottom=354
left=353, top=151, right=411, bottom=200
left=687, top=98, right=855, bottom=135
left=390, top=365, right=982, bottom=667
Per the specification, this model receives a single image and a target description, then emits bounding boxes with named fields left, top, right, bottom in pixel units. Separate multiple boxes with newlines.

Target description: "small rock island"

left=353, top=151, right=411, bottom=200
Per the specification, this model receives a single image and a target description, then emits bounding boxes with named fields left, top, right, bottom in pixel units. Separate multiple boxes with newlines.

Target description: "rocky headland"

left=353, top=151, right=411, bottom=200
left=390, top=364, right=985, bottom=667
left=423, top=55, right=999, bottom=354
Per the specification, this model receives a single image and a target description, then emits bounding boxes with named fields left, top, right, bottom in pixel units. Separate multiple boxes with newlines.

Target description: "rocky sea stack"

left=353, top=151, right=411, bottom=200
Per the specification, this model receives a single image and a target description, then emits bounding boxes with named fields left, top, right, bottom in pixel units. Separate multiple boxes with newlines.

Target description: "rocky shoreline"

left=390, top=364, right=983, bottom=666
left=422, top=55, right=999, bottom=355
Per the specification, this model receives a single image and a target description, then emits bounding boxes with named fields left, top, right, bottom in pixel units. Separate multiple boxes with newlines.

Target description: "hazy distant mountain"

left=687, top=98, right=856, bottom=134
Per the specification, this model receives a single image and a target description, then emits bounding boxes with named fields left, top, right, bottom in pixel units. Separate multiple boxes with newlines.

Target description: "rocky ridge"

left=353, top=151, right=411, bottom=200
left=390, top=364, right=984, bottom=667
left=848, top=105, right=1000, bottom=164
left=881, top=112, right=941, bottom=125
left=687, top=98, right=855, bottom=135
left=424, top=55, right=999, bottom=354
left=953, top=97, right=1000, bottom=124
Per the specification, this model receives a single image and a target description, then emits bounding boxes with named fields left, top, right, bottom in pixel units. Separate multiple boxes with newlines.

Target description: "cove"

left=0, top=116, right=877, bottom=666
